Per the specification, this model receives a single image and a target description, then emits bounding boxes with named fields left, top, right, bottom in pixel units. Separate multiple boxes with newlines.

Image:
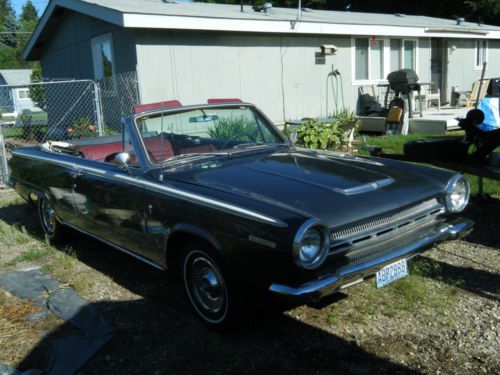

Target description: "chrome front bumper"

left=269, top=217, right=474, bottom=301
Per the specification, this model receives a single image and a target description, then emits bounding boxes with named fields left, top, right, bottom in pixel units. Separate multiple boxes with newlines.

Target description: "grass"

left=357, top=133, right=500, bottom=195
left=0, top=223, right=32, bottom=247
left=3, top=246, right=50, bottom=268
left=318, top=257, right=461, bottom=327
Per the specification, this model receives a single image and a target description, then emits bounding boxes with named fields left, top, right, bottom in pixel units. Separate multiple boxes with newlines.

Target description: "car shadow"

left=16, top=298, right=420, bottom=375
left=0, top=202, right=419, bottom=374
left=464, top=197, right=500, bottom=249
left=416, top=256, right=499, bottom=303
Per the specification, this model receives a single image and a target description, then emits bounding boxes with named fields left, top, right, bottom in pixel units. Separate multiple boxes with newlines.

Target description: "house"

left=23, top=0, right=500, bottom=124
left=0, top=69, right=40, bottom=117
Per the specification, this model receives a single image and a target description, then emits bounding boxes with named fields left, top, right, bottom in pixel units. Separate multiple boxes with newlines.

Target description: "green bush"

left=20, top=109, right=34, bottom=140
left=208, top=116, right=259, bottom=142
left=295, top=120, right=348, bottom=150
left=334, top=108, right=361, bottom=131
left=67, top=116, right=97, bottom=139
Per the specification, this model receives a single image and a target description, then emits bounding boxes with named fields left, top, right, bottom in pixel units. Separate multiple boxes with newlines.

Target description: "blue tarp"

left=477, top=97, right=500, bottom=131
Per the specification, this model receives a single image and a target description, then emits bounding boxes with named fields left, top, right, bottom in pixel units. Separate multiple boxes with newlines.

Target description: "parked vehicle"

left=8, top=100, right=474, bottom=325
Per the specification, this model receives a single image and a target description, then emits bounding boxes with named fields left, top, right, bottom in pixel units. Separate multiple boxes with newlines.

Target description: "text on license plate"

left=376, top=258, right=408, bottom=288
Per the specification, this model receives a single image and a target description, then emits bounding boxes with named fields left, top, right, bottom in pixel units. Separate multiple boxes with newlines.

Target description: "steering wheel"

left=221, top=133, right=258, bottom=149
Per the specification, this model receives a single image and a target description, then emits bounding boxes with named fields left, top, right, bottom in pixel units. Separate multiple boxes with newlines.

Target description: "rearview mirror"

left=114, top=152, right=130, bottom=171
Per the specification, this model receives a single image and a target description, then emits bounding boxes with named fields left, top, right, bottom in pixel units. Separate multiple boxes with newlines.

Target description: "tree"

left=29, top=62, right=46, bottom=111
left=0, top=0, right=17, bottom=49
left=19, top=1, right=38, bottom=31
left=16, top=0, right=38, bottom=67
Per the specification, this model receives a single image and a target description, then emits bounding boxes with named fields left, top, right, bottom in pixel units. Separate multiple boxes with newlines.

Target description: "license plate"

left=376, top=259, right=408, bottom=288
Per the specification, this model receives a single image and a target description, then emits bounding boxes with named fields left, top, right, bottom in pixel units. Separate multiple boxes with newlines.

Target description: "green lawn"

left=357, top=133, right=500, bottom=196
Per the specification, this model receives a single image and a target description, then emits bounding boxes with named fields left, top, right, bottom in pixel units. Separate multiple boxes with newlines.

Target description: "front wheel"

left=37, top=197, right=66, bottom=242
left=181, top=246, right=233, bottom=325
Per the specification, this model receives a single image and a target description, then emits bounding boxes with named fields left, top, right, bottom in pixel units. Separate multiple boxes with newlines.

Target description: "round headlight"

left=445, top=175, right=470, bottom=213
left=293, top=219, right=330, bottom=269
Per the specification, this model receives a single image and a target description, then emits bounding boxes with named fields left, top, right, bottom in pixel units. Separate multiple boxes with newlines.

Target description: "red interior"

left=133, top=100, right=183, bottom=113
left=78, top=139, right=217, bottom=164
left=207, top=98, right=242, bottom=104
left=78, top=143, right=123, bottom=162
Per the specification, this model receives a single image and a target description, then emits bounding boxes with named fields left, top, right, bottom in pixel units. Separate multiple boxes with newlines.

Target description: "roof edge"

left=123, top=13, right=499, bottom=39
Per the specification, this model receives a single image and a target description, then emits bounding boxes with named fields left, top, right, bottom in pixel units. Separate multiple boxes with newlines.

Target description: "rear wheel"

left=181, top=245, right=233, bottom=325
left=38, top=197, right=65, bottom=242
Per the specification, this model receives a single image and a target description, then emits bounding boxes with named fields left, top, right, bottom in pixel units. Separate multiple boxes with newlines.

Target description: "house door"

left=431, top=38, right=448, bottom=103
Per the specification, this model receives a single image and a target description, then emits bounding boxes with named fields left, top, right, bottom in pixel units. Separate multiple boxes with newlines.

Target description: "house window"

left=403, top=40, right=417, bottom=70
left=91, top=34, right=115, bottom=81
left=17, top=89, right=30, bottom=99
left=354, top=38, right=386, bottom=81
left=390, top=40, right=402, bottom=72
left=475, top=40, right=488, bottom=69
left=353, top=37, right=418, bottom=83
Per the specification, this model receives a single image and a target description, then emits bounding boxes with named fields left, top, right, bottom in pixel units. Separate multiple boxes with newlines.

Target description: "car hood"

left=167, top=148, right=451, bottom=227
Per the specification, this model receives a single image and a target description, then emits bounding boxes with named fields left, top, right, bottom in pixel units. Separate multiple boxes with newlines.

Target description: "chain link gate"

left=0, top=71, right=140, bottom=187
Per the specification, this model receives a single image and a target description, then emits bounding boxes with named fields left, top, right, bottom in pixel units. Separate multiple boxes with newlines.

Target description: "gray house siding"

left=40, top=10, right=137, bottom=80
left=135, top=30, right=433, bottom=123
left=135, top=29, right=356, bottom=123
left=447, top=39, right=500, bottom=99
left=37, top=10, right=138, bottom=133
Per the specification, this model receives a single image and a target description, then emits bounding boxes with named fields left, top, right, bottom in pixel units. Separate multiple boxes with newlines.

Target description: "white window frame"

left=91, top=33, right=116, bottom=81
left=17, top=89, right=30, bottom=100
left=401, top=39, right=419, bottom=72
left=352, top=37, right=420, bottom=86
left=351, top=37, right=391, bottom=85
left=474, top=40, right=488, bottom=70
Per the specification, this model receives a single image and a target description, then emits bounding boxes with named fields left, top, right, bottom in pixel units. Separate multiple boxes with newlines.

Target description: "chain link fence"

left=0, top=70, right=140, bottom=186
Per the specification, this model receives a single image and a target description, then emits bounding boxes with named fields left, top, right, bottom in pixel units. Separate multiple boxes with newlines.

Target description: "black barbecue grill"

left=386, top=69, right=422, bottom=118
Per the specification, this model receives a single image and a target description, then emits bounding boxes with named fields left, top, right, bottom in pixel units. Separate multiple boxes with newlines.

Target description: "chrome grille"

left=329, top=198, right=445, bottom=256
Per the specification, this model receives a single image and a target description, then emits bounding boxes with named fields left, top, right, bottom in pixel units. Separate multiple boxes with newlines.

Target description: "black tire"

left=37, top=197, right=66, bottom=243
left=181, top=243, right=235, bottom=326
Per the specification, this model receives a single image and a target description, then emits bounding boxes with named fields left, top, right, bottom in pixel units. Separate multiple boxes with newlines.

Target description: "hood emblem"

left=333, top=178, right=395, bottom=196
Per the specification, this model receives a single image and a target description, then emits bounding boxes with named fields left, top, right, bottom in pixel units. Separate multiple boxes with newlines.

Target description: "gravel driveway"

left=0, top=192, right=498, bottom=374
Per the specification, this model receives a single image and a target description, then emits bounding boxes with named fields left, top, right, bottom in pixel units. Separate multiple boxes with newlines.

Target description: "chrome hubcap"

left=41, top=200, right=56, bottom=234
left=187, top=255, right=226, bottom=317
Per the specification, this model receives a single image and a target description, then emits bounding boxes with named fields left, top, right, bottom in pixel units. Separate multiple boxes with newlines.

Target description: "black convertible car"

left=9, top=100, right=473, bottom=325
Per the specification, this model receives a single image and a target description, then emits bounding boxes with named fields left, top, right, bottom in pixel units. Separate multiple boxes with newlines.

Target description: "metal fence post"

left=93, top=80, right=104, bottom=137
left=0, top=123, right=9, bottom=188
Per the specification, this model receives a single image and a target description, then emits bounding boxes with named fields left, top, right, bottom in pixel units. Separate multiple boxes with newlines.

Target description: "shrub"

left=67, top=116, right=97, bottom=139
left=208, top=116, right=259, bottom=142
left=334, top=108, right=361, bottom=131
left=295, top=120, right=348, bottom=150
left=20, top=109, right=34, bottom=140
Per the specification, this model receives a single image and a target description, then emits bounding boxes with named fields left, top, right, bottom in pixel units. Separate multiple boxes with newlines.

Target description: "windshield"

left=135, top=106, right=286, bottom=164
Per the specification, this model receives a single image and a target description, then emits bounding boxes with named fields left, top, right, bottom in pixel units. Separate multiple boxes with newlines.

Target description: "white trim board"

left=23, top=0, right=500, bottom=60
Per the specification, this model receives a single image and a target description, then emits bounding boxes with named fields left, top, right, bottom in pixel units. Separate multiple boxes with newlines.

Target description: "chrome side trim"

left=269, top=217, right=474, bottom=299
left=63, top=222, right=165, bottom=271
left=12, top=150, right=287, bottom=227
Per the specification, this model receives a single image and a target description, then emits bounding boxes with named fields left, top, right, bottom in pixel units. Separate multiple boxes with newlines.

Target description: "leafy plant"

left=208, top=116, right=259, bottom=142
left=29, top=63, right=46, bottom=111
left=334, top=108, right=361, bottom=130
left=20, top=109, right=34, bottom=140
left=67, top=116, right=97, bottom=139
left=295, top=120, right=347, bottom=150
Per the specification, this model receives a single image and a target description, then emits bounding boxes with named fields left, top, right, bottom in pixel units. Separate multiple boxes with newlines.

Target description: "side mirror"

left=289, top=131, right=298, bottom=145
left=114, top=152, right=130, bottom=171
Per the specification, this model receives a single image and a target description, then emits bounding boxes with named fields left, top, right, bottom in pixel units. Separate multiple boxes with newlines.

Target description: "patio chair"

left=457, top=79, right=490, bottom=108
left=413, top=84, right=440, bottom=113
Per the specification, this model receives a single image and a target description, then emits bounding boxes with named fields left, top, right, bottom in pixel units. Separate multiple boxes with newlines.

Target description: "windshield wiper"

left=159, top=152, right=229, bottom=167
left=229, top=143, right=288, bottom=153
